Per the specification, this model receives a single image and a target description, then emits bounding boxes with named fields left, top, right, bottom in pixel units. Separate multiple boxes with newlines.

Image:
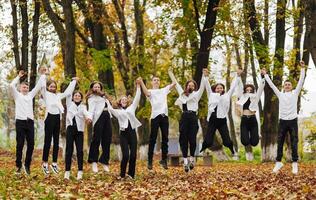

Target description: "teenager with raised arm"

left=9, top=68, right=46, bottom=175
left=86, top=81, right=112, bottom=173
left=200, top=68, right=243, bottom=160
left=105, top=79, right=142, bottom=179
left=41, top=75, right=78, bottom=175
left=138, top=76, right=176, bottom=170
left=261, top=61, right=306, bottom=174
left=235, top=73, right=265, bottom=160
left=168, top=68, right=206, bottom=172
left=64, top=90, right=89, bottom=180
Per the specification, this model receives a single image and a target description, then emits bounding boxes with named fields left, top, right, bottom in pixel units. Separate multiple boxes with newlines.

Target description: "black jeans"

left=201, top=115, right=234, bottom=154
left=88, top=111, right=112, bottom=164
left=276, top=118, right=299, bottom=162
left=120, top=124, right=137, bottom=178
left=240, top=115, right=259, bottom=147
left=179, top=112, right=199, bottom=158
left=42, top=113, right=60, bottom=162
left=65, top=125, right=84, bottom=171
left=148, top=114, right=169, bottom=161
left=15, top=119, right=34, bottom=168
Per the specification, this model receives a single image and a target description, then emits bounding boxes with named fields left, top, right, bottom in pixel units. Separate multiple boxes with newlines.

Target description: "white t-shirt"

left=148, top=85, right=171, bottom=119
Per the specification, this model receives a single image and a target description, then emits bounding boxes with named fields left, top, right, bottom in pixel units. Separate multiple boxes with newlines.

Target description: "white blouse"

left=9, top=75, right=46, bottom=120
left=264, top=69, right=305, bottom=120
left=106, top=87, right=142, bottom=131
left=65, top=95, right=89, bottom=132
left=87, top=94, right=112, bottom=126
left=205, top=75, right=241, bottom=120
left=148, top=85, right=172, bottom=119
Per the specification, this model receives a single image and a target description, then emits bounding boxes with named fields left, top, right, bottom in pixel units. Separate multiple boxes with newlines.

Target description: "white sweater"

left=65, top=95, right=89, bottom=132
left=264, top=69, right=305, bottom=120
left=9, top=75, right=46, bottom=120
left=148, top=85, right=172, bottom=119
left=87, top=94, right=112, bottom=126
left=106, top=87, right=142, bottom=131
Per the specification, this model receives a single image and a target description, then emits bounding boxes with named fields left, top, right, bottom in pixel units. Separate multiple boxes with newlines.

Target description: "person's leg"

left=52, top=116, right=60, bottom=163
left=128, top=130, right=137, bottom=178
left=15, top=120, right=26, bottom=169
left=276, top=120, right=288, bottom=162
left=99, top=112, right=112, bottom=165
left=88, top=116, right=103, bottom=164
left=218, top=119, right=234, bottom=154
left=188, top=115, right=199, bottom=157
left=42, top=115, right=53, bottom=162
left=147, top=117, right=159, bottom=164
left=289, top=119, right=299, bottom=162
left=249, top=116, right=259, bottom=146
left=24, top=120, right=35, bottom=170
left=240, top=117, right=250, bottom=147
left=200, top=118, right=217, bottom=152
left=179, top=114, right=189, bottom=158
left=120, top=131, right=129, bottom=178
left=160, top=116, right=169, bottom=161
left=75, top=131, right=84, bottom=172
left=65, top=126, right=75, bottom=172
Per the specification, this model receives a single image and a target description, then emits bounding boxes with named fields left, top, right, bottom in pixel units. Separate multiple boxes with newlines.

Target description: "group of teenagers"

left=9, top=60, right=306, bottom=180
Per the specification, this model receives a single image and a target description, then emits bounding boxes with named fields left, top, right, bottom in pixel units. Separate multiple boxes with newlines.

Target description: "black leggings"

left=42, top=113, right=60, bottom=162
left=15, top=119, right=34, bottom=168
left=148, top=115, right=169, bottom=161
left=65, top=125, right=84, bottom=171
left=88, top=111, right=112, bottom=164
left=201, top=115, right=234, bottom=154
left=120, top=124, right=137, bottom=178
left=179, top=112, right=199, bottom=158
left=276, top=118, right=298, bottom=162
left=240, top=115, right=259, bottom=147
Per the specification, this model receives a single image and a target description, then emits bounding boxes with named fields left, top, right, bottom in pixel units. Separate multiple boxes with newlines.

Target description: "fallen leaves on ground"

left=0, top=149, right=315, bottom=199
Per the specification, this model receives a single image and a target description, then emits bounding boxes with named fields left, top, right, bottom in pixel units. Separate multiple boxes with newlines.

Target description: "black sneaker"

left=147, top=160, right=153, bottom=170
left=24, top=166, right=30, bottom=175
left=159, top=159, right=168, bottom=170
left=184, top=164, right=190, bottom=173
left=16, top=167, right=22, bottom=175
left=189, top=161, right=194, bottom=170
left=50, top=164, right=59, bottom=174
left=42, top=164, right=50, bottom=175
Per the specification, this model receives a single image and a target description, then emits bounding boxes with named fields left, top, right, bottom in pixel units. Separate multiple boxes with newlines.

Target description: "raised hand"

left=261, top=68, right=267, bottom=75
left=299, top=60, right=306, bottom=69
left=237, top=68, right=243, bottom=76
left=72, top=77, right=80, bottom=81
left=18, top=70, right=26, bottom=78
left=203, top=68, right=209, bottom=76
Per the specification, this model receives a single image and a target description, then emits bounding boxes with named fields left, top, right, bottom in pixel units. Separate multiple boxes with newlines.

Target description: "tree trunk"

left=10, top=0, right=21, bottom=70
left=19, top=0, right=28, bottom=72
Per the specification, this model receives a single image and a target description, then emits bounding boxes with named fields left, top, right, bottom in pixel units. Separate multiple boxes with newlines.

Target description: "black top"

left=182, top=104, right=188, bottom=112
left=211, top=106, right=218, bottom=117
left=243, top=98, right=251, bottom=110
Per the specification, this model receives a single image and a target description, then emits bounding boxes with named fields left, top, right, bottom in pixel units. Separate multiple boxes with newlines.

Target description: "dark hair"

left=243, top=84, right=255, bottom=94
left=212, top=83, right=225, bottom=95
left=20, top=81, right=29, bottom=86
left=72, top=91, right=83, bottom=103
left=284, top=80, right=292, bottom=84
left=183, top=80, right=198, bottom=96
left=86, top=81, right=105, bottom=99
left=47, top=79, right=57, bottom=88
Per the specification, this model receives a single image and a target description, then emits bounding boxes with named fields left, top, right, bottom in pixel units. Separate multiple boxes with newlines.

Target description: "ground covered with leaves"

left=0, top=149, right=315, bottom=199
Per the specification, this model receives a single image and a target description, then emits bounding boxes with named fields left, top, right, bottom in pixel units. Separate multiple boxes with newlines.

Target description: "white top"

left=236, top=78, right=265, bottom=113
left=174, top=77, right=206, bottom=112
left=264, top=69, right=305, bottom=120
left=9, top=75, right=46, bottom=120
left=106, top=87, right=142, bottom=130
left=205, top=75, right=241, bottom=120
left=87, top=94, right=112, bottom=126
left=65, top=95, right=89, bottom=132
left=41, top=78, right=77, bottom=117
left=148, top=85, right=172, bottom=119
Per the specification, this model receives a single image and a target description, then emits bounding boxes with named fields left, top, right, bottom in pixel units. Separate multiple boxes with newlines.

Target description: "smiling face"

left=245, top=86, right=254, bottom=94
left=47, top=82, right=57, bottom=93
left=151, top=77, right=160, bottom=89
left=215, top=84, right=224, bottom=95
left=19, top=82, right=29, bottom=95
left=283, top=81, right=293, bottom=92
left=120, top=96, right=128, bottom=108
left=186, top=81, right=196, bottom=93
left=73, top=92, right=83, bottom=103
left=92, top=83, right=101, bottom=93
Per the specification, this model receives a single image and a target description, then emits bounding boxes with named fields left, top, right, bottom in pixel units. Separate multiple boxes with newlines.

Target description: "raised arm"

left=138, top=77, right=151, bottom=97
left=294, top=61, right=306, bottom=95
left=227, top=69, right=243, bottom=97
left=59, top=78, right=78, bottom=99
left=9, top=76, right=20, bottom=99
left=236, top=78, right=244, bottom=99
left=168, top=69, right=184, bottom=95
left=195, top=76, right=206, bottom=101
left=29, top=75, right=46, bottom=98
left=105, top=99, right=119, bottom=118
left=130, top=84, right=141, bottom=111
left=256, top=77, right=265, bottom=101
left=262, top=68, right=281, bottom=97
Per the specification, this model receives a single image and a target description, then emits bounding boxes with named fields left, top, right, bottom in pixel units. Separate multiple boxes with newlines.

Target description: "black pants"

left=65, top=125, right=84, bottom=171
left=276, top=118, right=299, bottom=162
left=120, top=124, right=137, bottom=178
left=15, top=119, right=34, bottom=168
left=43, top=113, right=60, bottom=162
left=179, top=112, right=199, bottom=158
left=240, top=115, right=259, bottom=147
left=88, top=111, right=112, bottom=164
left=201, top=115, right=234, bottom=154
left=148, top=114, right=169, bottom=161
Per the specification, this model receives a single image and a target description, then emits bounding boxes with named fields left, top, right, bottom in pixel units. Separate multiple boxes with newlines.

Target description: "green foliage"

left=89, top=48, right=113, bottom=73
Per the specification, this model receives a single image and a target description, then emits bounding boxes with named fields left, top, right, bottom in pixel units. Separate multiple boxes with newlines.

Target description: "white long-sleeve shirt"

left=205, top=75, right=241, bottom=120
left=9, top=75, right=46, bottom=120
left=65, top=95, right=89, bottom=132
left=106, top=87, right=142, bottom=130
left=87, top=94, right=112, bottom=126
left=41, top=78, right=77, bottom=117
left=148, top=85, right=172, bottom=119
left=236, top=78, right=265, bottom=113
left=174, top=77, right=206, bottom=112
left=264, top=69, right=305, bottom=120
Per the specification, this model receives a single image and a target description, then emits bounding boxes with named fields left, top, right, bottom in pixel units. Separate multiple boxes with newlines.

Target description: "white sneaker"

left=245, top=152, right=254, bottom=161
left=272, top=162, right=284, bottom=173
left=292, top=162, right=298, bottom=174
left=232, top=153, right=239, bottom=161
left=50, top=163, right=59, bottom=174
left=64, top=171, right=70, bottom=180
left=92, top=162, right=98, bottom=173
left=103, top=164, right=110, bottom=172
left=77, top=171, right=83, bottom=180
